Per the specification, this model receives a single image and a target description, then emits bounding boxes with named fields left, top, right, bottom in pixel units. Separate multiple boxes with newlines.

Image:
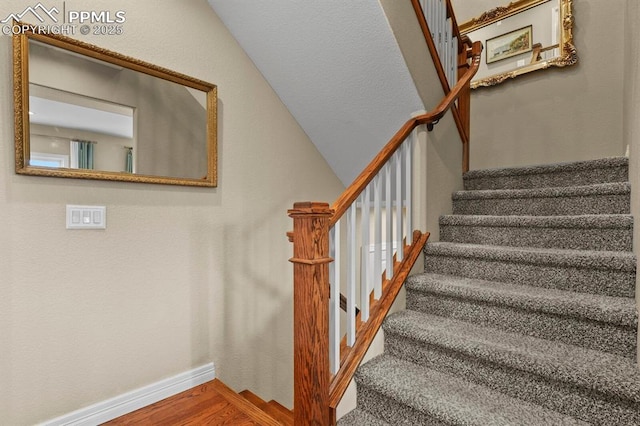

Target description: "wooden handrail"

left=330, top=40, right=482, bottom=226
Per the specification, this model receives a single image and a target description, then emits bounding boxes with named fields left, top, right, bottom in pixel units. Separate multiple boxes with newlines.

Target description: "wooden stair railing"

left=288, top=3, right=482, bottom=424
left=411, top=0, right=475, bottom=172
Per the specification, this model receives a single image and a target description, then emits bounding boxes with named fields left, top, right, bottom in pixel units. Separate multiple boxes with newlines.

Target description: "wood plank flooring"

left=103, top=379, right=283, bottom=426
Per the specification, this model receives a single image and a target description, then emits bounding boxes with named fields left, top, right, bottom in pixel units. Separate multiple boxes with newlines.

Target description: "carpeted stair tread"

left=355, top=353, right=587, bottom=425
left=452, top=182, right=631, bottom=216
left=463, top=157, right=628, bottom=190
left=425, top=242, right=636, bottom=271
left=338, top=408, right=391, bottom=426
left=424, top=242, right=636, bottom=297
left=383, top=310, right=640, bottom=403
left=440, top=214, right=633, bottom=229
left=439, top=214, right=633, bottom=251
left=464, top=157, right=628, bottom=179
left=405, top=273, right=637, bottom=357
left=406, top=273, right=637, bottom=327
left=453, top=182, right=630, bottom=201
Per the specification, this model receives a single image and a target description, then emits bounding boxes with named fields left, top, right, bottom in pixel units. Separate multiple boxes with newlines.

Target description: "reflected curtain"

left=70, top=140, right=95, bottom=169
left=125, top=147, right=133, bottom=173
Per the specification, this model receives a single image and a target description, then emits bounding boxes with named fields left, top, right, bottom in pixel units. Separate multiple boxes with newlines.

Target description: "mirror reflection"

left=15, top=29, right=217, bottom=186
left=30, top=81, right=135, bottom=172
left=459, top=0, right=576, bottom=88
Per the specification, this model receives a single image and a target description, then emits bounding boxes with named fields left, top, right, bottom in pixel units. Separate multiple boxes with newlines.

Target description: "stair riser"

left=453, top=193, right=630, bottom=216
left=385, top=333, right=640, bottom=425
left=424, top=255, right=636, bottom=298
left=406, top=292, right=637, bottom=359
left=464, top=166, right=629, bottom=191
left=355, top=386, right=448, bottom=426
left=440, top=225, right=632, bottom=251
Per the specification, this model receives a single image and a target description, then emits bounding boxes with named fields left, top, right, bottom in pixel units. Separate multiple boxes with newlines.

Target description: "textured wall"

left=451, top=0, right=627, bottom=170
left=0, top=1, right=343, bottom=424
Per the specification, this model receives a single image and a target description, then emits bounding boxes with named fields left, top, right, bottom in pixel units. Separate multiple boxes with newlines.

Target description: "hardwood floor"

left=103, top=380, right=284, bottom=426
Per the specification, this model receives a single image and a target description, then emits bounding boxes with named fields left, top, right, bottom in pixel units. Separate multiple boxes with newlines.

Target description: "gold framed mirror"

left=14, top=25, right=217, bottom=186
left=459, top=0, right=577, bottom=89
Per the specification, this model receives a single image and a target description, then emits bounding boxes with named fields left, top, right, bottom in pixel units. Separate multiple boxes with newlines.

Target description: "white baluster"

left=373, top=174, right=382, bottom=299
left=405, top=134, right=414, bottom=246
left=428, top=0, right=436, bottom=38
left=433, top=0, right=439, bottom=40
left=435, top=0, right=442, bottom=58
left=346, top=204, right=356, bottom=346
left=452, top=35, right=458, bottom=87
left=360, top=187, right=370, bottom=322
left=395, top=151, right=404, bottom=261
left=329, top=220, right=340, bottom=374
left=385, top=163, right=393, bottom=280
left=440, top=0, right=447, bottom=58
left=445, top=17, right=451, bottom=86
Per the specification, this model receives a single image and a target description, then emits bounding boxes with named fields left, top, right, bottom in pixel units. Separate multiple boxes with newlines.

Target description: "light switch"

left=71, top=209, right=81, bottom=224
left=66, top=205, right=106, bottom=229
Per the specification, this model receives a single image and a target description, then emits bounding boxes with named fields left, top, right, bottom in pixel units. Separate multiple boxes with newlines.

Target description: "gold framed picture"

left=486, top=25, right=533, bottom=64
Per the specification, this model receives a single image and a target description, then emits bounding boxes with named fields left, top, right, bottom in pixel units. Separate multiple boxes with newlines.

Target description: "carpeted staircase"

left=339, top=157, right=640, bottom=425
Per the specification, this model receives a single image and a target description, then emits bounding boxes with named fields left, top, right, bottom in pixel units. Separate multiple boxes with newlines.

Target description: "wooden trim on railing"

left=328, top=231, right=430, bottom=407
left=330, top=41, right=481, bottom=224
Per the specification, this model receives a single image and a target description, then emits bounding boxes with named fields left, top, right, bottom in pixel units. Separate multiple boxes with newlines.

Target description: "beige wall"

left=451, top=0, right=627, bottom=169
left=0, top=1, right=344, bottom=424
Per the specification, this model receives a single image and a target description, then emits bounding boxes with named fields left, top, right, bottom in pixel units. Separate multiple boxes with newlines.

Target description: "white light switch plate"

left=66, top=205, right=106, bottom=229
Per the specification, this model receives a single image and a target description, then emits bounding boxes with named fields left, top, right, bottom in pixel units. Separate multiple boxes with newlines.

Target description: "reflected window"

left=30, top=152, right=69, bottom=168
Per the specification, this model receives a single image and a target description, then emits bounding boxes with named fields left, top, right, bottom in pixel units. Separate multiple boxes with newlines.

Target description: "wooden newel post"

left=288, top=202, right=334, bottom=425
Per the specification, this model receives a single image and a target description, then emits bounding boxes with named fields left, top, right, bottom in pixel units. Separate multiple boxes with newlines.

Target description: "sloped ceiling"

left=207, top=0, right=425, bottom=186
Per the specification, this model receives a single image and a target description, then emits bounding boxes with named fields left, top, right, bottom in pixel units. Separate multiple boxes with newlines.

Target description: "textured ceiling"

left=207, top=0, right=425, bottom=185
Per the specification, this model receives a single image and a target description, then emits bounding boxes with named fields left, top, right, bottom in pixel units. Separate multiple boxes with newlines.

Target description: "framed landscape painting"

left=486, top=25, right=533, bottom=64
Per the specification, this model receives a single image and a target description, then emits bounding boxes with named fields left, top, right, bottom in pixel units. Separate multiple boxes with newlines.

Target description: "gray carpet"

left=339, top=157, right=639, bottom=425
left=439, top=214, right=633, bottom=251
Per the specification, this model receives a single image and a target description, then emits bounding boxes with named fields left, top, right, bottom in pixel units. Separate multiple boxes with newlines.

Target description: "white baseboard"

left=40, top=363, right=216, bottom=426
